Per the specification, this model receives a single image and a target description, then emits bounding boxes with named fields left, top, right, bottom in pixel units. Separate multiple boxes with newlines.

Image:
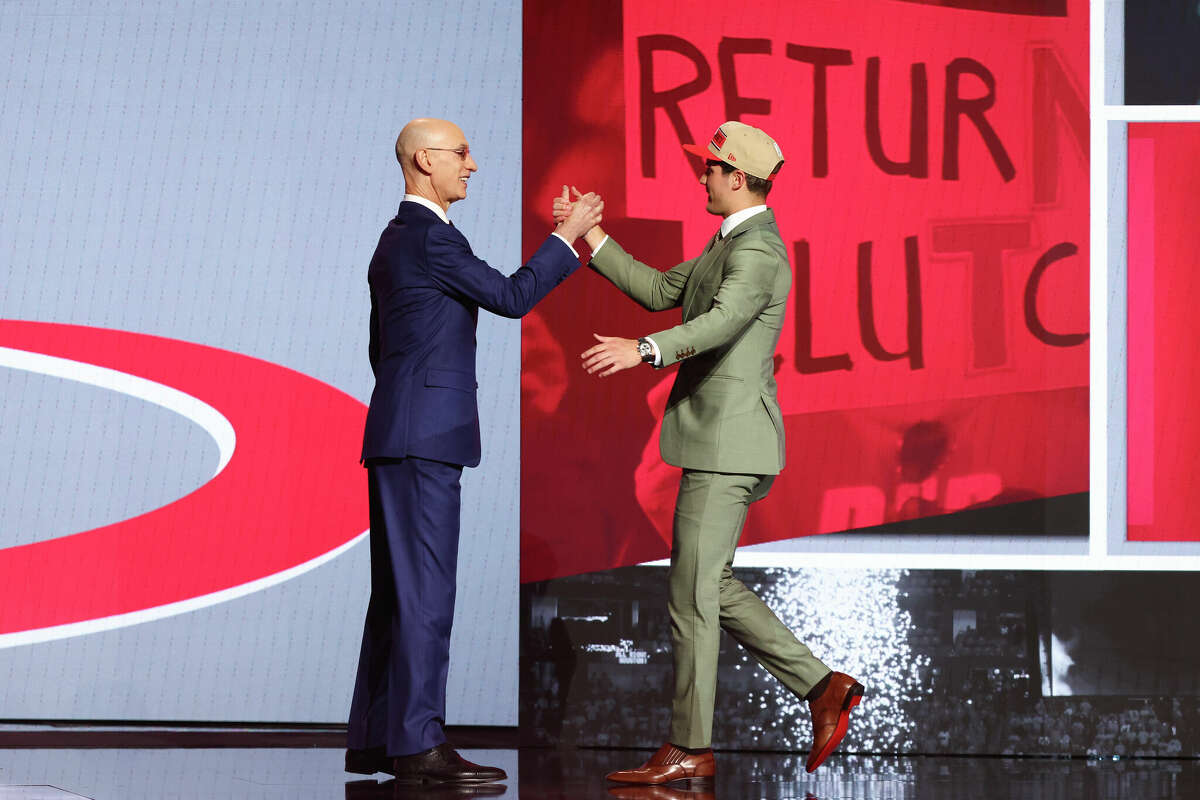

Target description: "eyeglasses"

left=425, top=146, right=471, bottom=160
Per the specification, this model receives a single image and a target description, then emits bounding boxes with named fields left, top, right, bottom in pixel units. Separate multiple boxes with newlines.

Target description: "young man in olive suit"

left=560, top=121, right=865, bottom=783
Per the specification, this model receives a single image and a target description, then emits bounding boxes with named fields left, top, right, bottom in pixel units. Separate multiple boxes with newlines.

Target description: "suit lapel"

left=682, top=234, right=731, bottom=320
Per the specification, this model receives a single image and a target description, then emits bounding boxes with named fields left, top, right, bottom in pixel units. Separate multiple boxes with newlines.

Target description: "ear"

left=732, top=170, right=747, bottom=191
left=413, top=148, right=434, bottom=175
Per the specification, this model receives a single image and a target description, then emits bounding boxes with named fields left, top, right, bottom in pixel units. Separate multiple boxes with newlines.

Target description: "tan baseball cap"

left=682, top=121, right=784, bottom=181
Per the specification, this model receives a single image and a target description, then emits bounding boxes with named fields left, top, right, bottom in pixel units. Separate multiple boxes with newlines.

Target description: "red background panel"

left=1127, top=124, right=1200, bottom=542
left=0, top=321, right=368, bottom=634
left=522, top=0, right=1089, bottom=582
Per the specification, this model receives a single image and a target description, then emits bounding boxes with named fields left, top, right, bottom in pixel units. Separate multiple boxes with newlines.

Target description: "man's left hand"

left=582, top=334, right=642, bottom=377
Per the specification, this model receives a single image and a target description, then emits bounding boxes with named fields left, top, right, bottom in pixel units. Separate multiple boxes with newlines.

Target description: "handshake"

left=550, top=184, right=645, bottom=377
left=552, top=185, right=604, bottom=245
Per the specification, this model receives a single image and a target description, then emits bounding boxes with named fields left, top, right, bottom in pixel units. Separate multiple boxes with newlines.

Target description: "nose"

left=698, top=170, right=707, bottom=186
left=465, top=153, right=478, bottom=172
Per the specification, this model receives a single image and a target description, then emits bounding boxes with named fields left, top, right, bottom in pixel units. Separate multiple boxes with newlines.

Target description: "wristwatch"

left=637, top=337, right=656, bottom=364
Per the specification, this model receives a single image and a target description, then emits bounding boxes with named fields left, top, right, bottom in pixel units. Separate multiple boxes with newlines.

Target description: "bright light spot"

left=749, top=568, right=927, bottom=751
left=1050, top=633, right=1076, bottom=696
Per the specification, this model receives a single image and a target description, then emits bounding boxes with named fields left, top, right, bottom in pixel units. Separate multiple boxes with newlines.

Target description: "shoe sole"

left=806, top=682, right=864, bottom=773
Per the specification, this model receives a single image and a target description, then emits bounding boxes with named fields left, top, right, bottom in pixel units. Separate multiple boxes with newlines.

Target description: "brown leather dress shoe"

left=606, top=743, right=715, bottom=785
left=392, top=743, right=507, bottom=784
left=346, top=746, right=394, bottom=775
left=805, top=671, right=865, bottom=772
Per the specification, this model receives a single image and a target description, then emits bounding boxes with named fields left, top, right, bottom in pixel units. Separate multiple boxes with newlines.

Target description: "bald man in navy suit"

left=345, top=118, right=602, bottom=785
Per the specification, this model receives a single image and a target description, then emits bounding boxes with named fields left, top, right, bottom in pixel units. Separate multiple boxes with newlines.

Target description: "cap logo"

left=711, top=127, right=727, bottom=149
left=727, top=152, right=736, bottom=162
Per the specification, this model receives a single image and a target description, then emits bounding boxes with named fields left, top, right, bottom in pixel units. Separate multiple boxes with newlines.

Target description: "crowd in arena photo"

left=522, top=568, right=1199, bottom=757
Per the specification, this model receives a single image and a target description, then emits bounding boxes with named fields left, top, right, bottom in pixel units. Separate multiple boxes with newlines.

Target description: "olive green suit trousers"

left=590, top=210, right=831, bottom=748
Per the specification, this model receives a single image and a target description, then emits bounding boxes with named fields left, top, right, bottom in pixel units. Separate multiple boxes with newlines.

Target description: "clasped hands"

left=552, top=185, right=644, bottom=379
left=554, top=185, right=604, bottom=242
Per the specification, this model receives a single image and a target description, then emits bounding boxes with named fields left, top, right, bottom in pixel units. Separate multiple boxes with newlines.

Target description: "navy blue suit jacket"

left=361, top=201, right=579, bottom=467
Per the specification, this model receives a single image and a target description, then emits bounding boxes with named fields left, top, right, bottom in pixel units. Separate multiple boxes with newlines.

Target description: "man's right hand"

left=556, top=186, right=603, bottom=243
left=554, top=185, right=607, bottom=248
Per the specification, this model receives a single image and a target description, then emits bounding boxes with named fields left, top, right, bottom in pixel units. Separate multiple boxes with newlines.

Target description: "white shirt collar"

left=403, top=193, right=450, bottom=224
left=720, top=205, right=768, bottom=239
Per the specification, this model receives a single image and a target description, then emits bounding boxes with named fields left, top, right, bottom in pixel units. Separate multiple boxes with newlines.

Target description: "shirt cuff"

left=590, top=235, right=610, bottom=257
left=644, top=335, right=663, bottom=367
left=550, top=232, right=578, bottom=258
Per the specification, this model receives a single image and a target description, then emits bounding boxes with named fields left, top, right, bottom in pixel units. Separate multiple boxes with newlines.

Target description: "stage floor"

left=1, top=747, right=1197, bottom=799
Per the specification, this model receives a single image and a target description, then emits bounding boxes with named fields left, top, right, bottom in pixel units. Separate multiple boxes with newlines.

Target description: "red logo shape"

left=0, top=320, right=367, bottom=640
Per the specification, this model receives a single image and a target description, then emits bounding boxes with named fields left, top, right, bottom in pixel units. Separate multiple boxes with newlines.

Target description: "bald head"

left=395, top=118, right=477, bottom=211
left=396, top=119, right=461, bottom=170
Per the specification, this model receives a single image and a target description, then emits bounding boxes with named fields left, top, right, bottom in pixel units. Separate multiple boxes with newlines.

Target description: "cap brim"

left=681, top=143, right=721, bottom=163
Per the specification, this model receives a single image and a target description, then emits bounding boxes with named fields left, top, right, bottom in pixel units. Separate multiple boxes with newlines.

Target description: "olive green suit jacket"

left=590, top=209, right=791, bottom=476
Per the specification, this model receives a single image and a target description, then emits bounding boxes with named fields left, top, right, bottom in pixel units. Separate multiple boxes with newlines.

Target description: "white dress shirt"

left=719, top=204, right=768, bottom=238
left=403, top=193, right=450, bottom=223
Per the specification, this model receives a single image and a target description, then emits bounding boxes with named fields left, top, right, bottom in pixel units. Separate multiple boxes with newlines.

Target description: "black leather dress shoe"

left=392, top=743, right=507, bottom=785
left=347, top=746, right=395, bottom=775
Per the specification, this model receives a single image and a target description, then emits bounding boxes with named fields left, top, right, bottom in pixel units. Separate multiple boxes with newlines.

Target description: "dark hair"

left=715, top=160, right=773, bottom=198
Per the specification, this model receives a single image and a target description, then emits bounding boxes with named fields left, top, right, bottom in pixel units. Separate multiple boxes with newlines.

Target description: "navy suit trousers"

left=347, top=456, right=463, bottom=757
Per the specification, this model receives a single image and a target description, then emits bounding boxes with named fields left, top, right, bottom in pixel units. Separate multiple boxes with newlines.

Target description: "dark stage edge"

left=0, top=723, right=515, bottom=749
left=2, top=747, right=1199, bottom=799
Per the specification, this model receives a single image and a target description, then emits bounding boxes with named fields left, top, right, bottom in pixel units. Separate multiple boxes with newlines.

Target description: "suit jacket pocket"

left=425, top=368, right=477, bottom=392
left=670, top=374, right=744, bottom=448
